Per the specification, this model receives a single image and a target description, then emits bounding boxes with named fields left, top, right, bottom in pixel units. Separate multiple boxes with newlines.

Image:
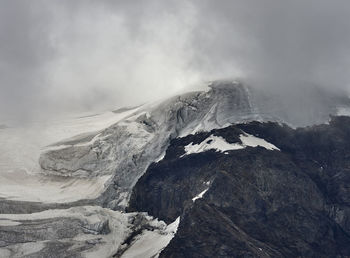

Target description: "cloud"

left=0, top=1, right=54, bottom=122
left=194, top=0, right=350, bottom=89
left=1, top=0, right=350, bottom=123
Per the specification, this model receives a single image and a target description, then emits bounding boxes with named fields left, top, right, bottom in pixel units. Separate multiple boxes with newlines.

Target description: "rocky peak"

left=129, top=117, right=350, bottom=257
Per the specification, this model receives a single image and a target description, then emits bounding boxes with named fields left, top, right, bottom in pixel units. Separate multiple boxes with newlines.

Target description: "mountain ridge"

left=39, top=81, right=350, bottom=210
left=1, top=81, right=350, bottom=257
left=129, top=116, right=350, bottom=257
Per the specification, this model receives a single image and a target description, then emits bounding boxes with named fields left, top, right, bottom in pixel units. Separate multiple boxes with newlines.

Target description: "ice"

left=0, top=242, right=46, bottom=258
left=0, top=206, right=181, bottom=258
left=0, top=108, right=139, bottom=175
left=0, top=170, right=111, bottom=203
left=0, top=108, right=138, bottom=203
left=0, top=83, right=279, bottom=207
left=0, top=206, right=131, bottom=258
left=36, top=83, right=284, bottom=208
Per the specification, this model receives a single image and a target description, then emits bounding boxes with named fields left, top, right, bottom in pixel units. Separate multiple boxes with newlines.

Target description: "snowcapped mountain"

left=1, top=80, right=350, bottom=257
left=39, top=81, right=350, bottom=209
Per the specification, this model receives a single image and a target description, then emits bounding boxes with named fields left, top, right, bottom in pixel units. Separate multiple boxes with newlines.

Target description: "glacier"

left=38, top=81, right=350, bottom=209
left=1, top=80, right=350, bottom=257
left=38, top=81, right=266, bottom=209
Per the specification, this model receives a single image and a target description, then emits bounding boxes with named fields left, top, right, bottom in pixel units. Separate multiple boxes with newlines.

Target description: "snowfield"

left=38, top=82, right=263, bottom=208
left=0, top=108, right=139, bottom=203
left=183, top=132, right=279, bottom=157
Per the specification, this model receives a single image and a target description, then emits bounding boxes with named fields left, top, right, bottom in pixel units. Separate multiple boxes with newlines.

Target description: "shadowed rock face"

left=129, top=116, right=350, bottom=257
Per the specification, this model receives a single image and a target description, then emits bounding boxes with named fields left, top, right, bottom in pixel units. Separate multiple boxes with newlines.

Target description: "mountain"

left=129, top=116, right=350, bottom=257
left=39, top=81, right=350, bottom=209
left=1, top=81, right=350, bottom=257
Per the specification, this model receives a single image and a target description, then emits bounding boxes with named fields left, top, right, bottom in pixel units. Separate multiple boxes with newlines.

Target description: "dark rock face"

left=128, top=116, right=350, bottom=257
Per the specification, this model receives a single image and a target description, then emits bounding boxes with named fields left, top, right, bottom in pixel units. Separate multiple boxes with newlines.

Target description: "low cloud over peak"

left=1, top=0, right=350, bottom=122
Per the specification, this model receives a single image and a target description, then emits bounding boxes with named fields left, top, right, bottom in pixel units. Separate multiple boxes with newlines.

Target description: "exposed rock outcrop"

left=129, top=116, right=350, bottom=257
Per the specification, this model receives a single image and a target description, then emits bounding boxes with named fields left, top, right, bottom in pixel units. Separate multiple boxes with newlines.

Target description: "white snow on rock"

left=121, top=217, right=180, bottom=258
left=155, top=151, right=167, bottom=163
left=239, top=133, right=280, bottom=151
left=182, top=132, right=279, bottom=157
left=192, top=188, right=209, bottom=202
left=183, top=135, right=244, bottom=156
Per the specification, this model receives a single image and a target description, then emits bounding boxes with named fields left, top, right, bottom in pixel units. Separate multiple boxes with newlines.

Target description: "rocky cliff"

left=129, top=116, right=350, bottom=257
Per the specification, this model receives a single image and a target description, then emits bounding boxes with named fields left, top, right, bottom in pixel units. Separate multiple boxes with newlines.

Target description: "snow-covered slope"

left=1, top=81, right=350, bottom=258
left=182, top=132, right=279, bottom=156
left=39, top=82, right=262, bottom=208
left=1, top=80, right=348, bottom=206
left=0, top=108, right=139, bottom=203
left=37, top=81, right=350, bottom=209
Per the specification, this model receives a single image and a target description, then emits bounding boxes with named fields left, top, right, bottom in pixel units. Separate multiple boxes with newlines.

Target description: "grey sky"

left=1, top=0, right=350, bottom=122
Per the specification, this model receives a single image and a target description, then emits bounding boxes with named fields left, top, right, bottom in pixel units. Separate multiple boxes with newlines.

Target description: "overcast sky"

left=1, top=0, right=350, bottom=122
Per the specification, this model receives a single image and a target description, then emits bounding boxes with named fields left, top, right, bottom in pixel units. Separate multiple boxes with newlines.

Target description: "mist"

left=1, top=0, right=350, bottom=123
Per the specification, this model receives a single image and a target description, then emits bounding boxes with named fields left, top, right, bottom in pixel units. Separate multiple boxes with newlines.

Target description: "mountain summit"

left=39, top=81, right=350, bottom=209
left=1, top=81, right=350, bottom=257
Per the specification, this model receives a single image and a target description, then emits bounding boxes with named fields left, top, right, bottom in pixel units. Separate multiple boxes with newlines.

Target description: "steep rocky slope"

left=129, top=116, right=350, bottom=257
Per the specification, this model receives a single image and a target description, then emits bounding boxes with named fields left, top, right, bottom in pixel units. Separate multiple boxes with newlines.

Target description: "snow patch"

left=192, top=188, right=209, bottom=202
left=0, top=206, right=181, bottom=258
left=239, top=133, right=280, bottom=151
left=183, top=135, right=244, bottom=156
left=155, top=151, right=166, bottom=163
left=182, top=132, right=279, bottom=157
left=121, top=217, right=180, bottom=258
